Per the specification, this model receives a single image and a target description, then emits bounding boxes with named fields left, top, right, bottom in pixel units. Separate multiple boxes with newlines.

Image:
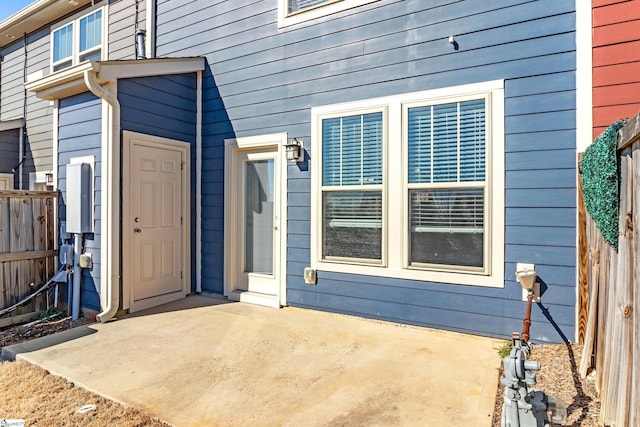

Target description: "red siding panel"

left=593, top=82, right=640, bottom=107
left=594, top=63, right=640, bottom=87
left=593, top=0, right=633, bottom=8
left=593, top=40, right=640, bottom=67
left=593, top=2, right=640, bottom=26
left=593, top=20, right=640, bottom=47
left=593, top=103, right=640, bottom=128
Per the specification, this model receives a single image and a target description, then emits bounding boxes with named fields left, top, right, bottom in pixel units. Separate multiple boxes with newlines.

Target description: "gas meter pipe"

left=521, top=291, right=533, bottom=342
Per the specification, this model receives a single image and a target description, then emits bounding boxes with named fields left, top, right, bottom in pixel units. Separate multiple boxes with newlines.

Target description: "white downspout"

left=84, top=69, right=121, bottom=323
left=18, top=127, right=24, bottom=189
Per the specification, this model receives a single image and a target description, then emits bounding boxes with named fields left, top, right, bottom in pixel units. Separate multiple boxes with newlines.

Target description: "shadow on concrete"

left=2, top=324, right=97, bottom=361
left=120, top=293, right=232, bottom=319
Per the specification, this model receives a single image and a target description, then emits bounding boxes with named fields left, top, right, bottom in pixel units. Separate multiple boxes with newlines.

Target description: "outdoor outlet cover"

left=303, top=267, right=317, bottom=285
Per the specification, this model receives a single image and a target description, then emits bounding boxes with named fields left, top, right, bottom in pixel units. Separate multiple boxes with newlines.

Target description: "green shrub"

left=497, top=341, right=513, bottom=359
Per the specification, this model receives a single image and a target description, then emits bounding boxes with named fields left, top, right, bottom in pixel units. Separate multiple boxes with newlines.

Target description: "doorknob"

left=134, top=228, right=142, bottom=233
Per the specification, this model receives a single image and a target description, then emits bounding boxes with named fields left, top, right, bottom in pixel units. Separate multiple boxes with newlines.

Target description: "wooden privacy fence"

left=578, top=114, right=640, bottom=427
left=0, top=190, right=58, bottom=327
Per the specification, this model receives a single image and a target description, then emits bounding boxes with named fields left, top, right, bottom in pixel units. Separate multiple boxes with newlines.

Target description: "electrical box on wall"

left=66, top=162, right=93, bottom=233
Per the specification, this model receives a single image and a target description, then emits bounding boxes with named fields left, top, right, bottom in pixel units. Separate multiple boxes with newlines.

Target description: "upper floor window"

left=288, top=0, right=333, bottom=13
left=52, top=8, right=104, bottom=72
left=279, top=0, right=381, bottom=28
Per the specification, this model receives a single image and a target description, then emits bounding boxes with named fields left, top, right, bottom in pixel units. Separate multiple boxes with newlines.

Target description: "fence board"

left=0, top=198, right=9, bottom=309
left=609, top=148, right=633, bottom=426
left=600, top=243, right=617, bottom=422
left=0, top=191, right=58, bottom=322
left=632, top=142, right=640, bottom=427
left=577, top=153, right=589, bottom=344
left=579, top=214, right=599, bottom=376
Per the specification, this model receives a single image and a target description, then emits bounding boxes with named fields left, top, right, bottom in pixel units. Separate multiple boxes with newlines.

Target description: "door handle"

left=134, top=228, right=142, bottom=233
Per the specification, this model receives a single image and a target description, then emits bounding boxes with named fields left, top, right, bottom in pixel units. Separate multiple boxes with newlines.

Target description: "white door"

left=236, top=149, right=279, bottom=296
left=224, top=133, right=287, bottom=309
left=125, top=132, right=189, bottom=312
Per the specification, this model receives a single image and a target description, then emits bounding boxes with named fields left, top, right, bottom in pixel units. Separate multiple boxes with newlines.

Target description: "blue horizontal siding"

left=507, top=130, right=577, bottom=152
left=157, top=0, right=578, bottom=342
left=58, top=91, right=102, bottom=312
left=119, top=74, right=198, bottom=144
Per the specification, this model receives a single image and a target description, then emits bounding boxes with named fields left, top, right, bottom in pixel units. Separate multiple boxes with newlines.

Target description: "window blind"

left=323, top=191, right=382, bottom=259
left=407, top=98, right=486, bottom=268
left=409, top=189, right=484, bottom=233
left=409, top=189, right=484, bottom=267
left=408, top=99, right=486, bottom=184
left=321, top=111, right=383, bottom=261
left=322, top=112, right=383, bottom=186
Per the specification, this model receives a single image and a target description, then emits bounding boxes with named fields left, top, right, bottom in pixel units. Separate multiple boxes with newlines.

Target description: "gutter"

left=84, top=69, right=120, bottom=323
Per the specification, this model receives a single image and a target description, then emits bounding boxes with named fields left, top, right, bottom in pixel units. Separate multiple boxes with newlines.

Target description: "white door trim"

left=122, top=130, right=191, bottom=312
left=224, top=133, right=288, bottom=308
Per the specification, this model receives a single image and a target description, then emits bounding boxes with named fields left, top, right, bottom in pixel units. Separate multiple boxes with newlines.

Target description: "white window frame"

left=317, top=105, right=388, bottom=265
left=311, top=80, right=505, bottom=288
left=278, top=0, right=381, bottom=28
left=51, top=5, right=107, bottom=72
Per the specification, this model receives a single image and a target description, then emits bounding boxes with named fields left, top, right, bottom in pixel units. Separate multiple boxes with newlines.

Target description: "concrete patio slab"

left=3, top=295, right=502, bottom=426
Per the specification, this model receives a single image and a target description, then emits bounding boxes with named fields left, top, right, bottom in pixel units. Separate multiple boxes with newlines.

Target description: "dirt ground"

left=0, top=317, right=170, bottom=426
left=1, top=316, right=601, bottom=426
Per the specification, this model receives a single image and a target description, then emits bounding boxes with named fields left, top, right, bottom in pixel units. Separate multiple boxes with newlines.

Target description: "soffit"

left=0, top=0, right=93, bottom=49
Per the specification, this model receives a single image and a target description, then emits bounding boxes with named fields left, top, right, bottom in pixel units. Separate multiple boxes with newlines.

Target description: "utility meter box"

left=66, top=162, right=93, bottom=233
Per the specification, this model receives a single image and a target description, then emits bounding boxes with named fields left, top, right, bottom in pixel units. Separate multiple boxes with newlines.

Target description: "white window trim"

left=50, top=4, right=108, bottom=72
left=278, top=0, right=381, bottom=28
left=311, top=80, right=505, bottom=288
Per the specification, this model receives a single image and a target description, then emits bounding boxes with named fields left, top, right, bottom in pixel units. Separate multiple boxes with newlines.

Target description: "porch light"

left=285, top=138, right=303, bottom=162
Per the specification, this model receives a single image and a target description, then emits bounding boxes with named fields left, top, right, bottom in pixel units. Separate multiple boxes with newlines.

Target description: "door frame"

left=122, top=130, right=191, bottom=312
left=224, top=133, right=288, bottom=308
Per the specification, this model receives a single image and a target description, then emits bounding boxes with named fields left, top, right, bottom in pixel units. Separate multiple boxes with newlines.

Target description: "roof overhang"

left=25, top=58, right=206, bottom=100
left=0, top=0, right=94, bottom=49
left=0, top=119, right=25, bottom=131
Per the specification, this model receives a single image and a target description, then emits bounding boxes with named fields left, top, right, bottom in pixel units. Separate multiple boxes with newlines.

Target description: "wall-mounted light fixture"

left=284, top=138, right=303, bottom=162
left=448, top=35, right=459, bottom=50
